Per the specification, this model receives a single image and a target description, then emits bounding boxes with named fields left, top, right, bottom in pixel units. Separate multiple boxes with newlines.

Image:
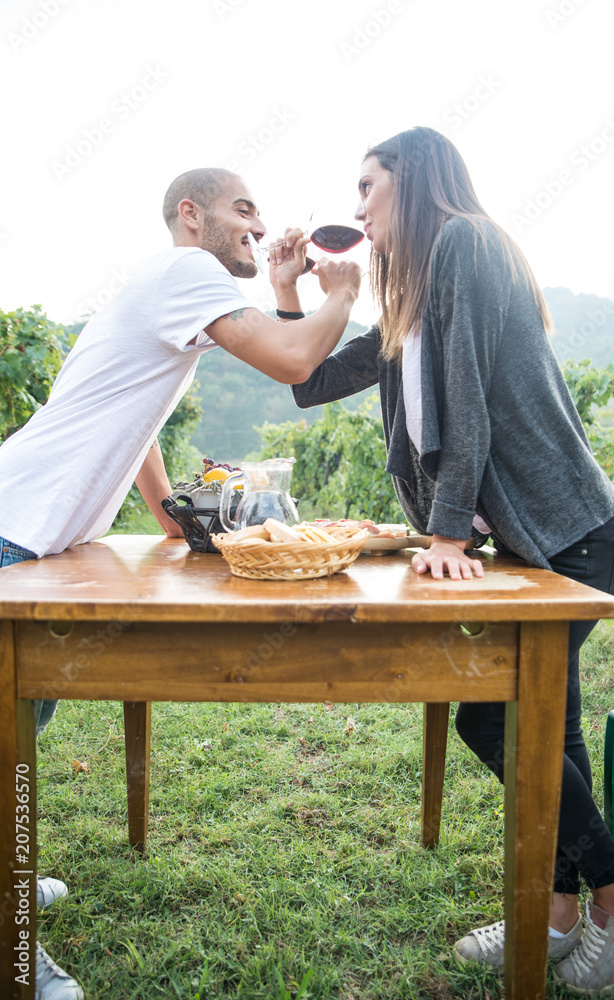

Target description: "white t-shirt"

left=402, top=326, right=491, bottom=537
left=0, top=247, right=249, bottom=556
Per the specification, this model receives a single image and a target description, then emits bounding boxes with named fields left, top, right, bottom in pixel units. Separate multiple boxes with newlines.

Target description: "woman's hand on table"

left=412, top=535, right=484, bottom=580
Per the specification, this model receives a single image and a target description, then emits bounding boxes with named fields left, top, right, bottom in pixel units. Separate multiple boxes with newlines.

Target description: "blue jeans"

left=0, top=536, right=59, bottom=736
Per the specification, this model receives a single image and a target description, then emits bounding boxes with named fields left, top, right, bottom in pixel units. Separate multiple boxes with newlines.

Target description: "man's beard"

left=200, top=222, right=257, bottom=279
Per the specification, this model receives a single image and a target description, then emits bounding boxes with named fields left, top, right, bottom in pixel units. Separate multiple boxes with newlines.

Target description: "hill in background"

left=190, top=318, right=377, bottom=463
left=61, top=287, right=614, bottom=465
left=190, top=288, right=614, bottom=464
left=544, top=287, right=614, bottom=368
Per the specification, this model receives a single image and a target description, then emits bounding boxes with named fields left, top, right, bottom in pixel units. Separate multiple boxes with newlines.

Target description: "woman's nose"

left=354, top=202, right=365, bottom=221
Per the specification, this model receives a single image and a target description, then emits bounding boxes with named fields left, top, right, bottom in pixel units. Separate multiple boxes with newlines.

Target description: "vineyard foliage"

left=0, top=306, right=67, bottom=442
left=1, top=305, right=613, bottom=533
left=256, top=396, right=404, bottom=523
left=563, top=359, right=614, bottom=479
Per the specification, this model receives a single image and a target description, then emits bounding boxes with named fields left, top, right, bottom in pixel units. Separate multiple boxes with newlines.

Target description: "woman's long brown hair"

left=367, top=127, right=552, bottom=360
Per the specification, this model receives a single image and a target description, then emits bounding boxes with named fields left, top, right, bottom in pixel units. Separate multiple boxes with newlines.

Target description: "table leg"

left=0, top=621, right=36, bottom=1000
left=421, top=703, right=450, bottom=848
left=504, top=621, right=568, bottom=1000
left=123, top=702, right=151, bottom=850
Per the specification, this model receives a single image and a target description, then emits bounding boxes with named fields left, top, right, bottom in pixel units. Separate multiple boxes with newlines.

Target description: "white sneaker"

left=454, top=914, right=583, bottom=970
left=35, top=943, right=84, bottom=999
left=37, top=877, right=68, bottom=908
left=554, top=900, right=614, bottom=995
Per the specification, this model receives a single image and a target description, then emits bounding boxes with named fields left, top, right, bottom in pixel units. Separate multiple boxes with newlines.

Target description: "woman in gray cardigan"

left=292, top=127, right=614, bottom=994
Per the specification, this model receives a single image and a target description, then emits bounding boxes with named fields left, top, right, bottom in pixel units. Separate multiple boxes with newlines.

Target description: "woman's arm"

left=206, top=258, right=361, bottom=384
left=292, top=325, right=381, bottom=407
left=414, top=221, right=510, bottom=579
left=134, top=439, right=184, bottom=537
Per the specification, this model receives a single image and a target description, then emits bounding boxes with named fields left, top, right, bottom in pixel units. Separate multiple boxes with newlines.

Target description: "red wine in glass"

left=302, top=224, right=364, bottom=273
left=310, top=225, right=364, bottom=253
left=249, top=224, right=364, bottom=275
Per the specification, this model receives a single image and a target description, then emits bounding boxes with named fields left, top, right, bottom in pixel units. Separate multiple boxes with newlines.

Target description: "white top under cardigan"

left=402, top=326, right=491, bottom=537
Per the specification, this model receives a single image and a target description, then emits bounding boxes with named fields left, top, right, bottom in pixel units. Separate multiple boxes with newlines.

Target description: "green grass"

left=106, top=505, right=165, bottom=536
left=36, top=620, right=614, bottom=999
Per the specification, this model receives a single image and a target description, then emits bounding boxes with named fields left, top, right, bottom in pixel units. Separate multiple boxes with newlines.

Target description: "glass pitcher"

left=219, top=460, right=299, bottom=531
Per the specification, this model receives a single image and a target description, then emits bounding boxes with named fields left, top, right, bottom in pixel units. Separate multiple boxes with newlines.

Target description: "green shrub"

left=0, top=305, right=68, bottom=442
left=255, top=396, right=405, bottom=523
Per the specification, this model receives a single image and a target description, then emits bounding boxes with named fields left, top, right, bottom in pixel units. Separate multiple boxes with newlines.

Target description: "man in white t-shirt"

left=0, top=167, right=360, bottom=1000
left=0, top=167, right=359, bottom=558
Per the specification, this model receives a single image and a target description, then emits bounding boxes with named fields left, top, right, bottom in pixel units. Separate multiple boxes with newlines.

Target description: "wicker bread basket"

left=211, top=526, right=369, bottom=580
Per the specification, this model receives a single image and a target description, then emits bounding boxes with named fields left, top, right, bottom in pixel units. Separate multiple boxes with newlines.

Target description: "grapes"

left=201, top=458, right=241, bottom=473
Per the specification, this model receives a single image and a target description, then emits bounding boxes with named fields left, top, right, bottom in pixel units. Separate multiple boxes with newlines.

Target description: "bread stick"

left=262, top=519, right=303, bottom=543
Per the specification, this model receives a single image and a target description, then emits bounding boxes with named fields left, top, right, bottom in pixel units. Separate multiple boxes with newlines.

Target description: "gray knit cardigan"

left=292, top=217, right=614, bottom=568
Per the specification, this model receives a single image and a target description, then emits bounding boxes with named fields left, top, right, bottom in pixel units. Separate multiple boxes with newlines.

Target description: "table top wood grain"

left=0, top=535, right=612, bottom=623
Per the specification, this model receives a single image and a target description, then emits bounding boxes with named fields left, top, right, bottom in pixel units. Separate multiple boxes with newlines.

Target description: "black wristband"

left=276, top=309, right=305, bottom=320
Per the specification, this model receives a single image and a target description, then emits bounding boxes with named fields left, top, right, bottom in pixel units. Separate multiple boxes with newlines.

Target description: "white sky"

left=1, top=0, right=613, bottom=328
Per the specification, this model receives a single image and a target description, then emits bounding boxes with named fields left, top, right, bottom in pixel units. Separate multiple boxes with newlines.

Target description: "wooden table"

left=1, top=535, right=613, bottom=999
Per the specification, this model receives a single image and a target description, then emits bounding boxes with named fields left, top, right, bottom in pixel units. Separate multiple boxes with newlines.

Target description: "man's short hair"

left=162, top=167, right=238, bottom=232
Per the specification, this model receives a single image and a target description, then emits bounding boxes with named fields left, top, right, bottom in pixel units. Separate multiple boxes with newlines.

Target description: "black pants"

left=456, top=514, right=614, bottom=894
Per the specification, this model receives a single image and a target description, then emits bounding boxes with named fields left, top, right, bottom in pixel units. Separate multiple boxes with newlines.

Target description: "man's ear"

left=177, top=198, right=202, bottom=232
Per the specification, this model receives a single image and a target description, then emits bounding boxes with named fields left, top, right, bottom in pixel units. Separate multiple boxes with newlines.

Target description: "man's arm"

left=205, top=258, right=361, bottom=384
left=292, top=326, right=381, bottom=408
left=134, top=439, right=184, bottom=537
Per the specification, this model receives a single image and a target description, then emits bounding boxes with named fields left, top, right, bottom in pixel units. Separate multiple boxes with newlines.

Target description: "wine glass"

left=248, top=217, right=364, bottom=277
